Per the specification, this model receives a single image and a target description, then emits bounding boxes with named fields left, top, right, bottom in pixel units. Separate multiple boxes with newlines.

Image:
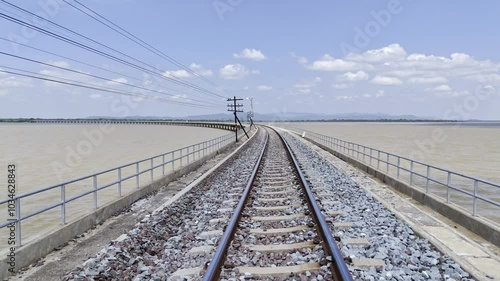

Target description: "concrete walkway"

left=294, top=134, right=500, bottom=281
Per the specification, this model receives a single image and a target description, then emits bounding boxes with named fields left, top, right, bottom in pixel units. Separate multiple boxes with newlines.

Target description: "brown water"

left=279, top=122, right=500, bottom=223
left=0, top=124, right=228, bottom=251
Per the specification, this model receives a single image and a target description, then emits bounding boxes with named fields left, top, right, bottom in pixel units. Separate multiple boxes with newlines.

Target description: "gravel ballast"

left=281, top=130, right=474, bottom=281
left=63, top=129, right=265, bottom=280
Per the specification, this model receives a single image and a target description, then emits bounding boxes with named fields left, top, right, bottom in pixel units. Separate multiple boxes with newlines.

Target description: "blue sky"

left=1, top=0, right=500, bottom=119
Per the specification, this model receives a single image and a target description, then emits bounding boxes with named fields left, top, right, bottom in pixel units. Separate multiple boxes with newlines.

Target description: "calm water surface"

left=279, top=122, right=500, bottom=222
left=0, top=124, right=228, bottom=250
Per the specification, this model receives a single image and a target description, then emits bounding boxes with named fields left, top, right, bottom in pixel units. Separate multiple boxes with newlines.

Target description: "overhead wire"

left=0, top=1, right=226, bottom=99
left=0, top=37, right=222, bottom=103
left=0, top=51, right=222, bottom=106
left=0, top=66, right=224, bottom=110
left=65, top=0, right=223, bottom=90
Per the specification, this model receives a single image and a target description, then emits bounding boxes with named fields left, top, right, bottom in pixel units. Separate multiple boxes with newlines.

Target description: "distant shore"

left=0, top=118, right=478, bottom=123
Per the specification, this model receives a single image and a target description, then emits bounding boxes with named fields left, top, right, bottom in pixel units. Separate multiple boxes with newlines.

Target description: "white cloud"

left=163, top=69, right=191, bottom=78
left=371, top=75, right=403, bottom=85
left=171, top=94, right=188, bottom=101
left=433, top=85, right=453, bottom=92
left=89, top=94, right=102, bottom=99
left=219, top=64, right=250, bottom=80
left=257, top=85, right=272, bottom=91
left=0, top=76, right=22, bottom=87
left=332, top=83, right=351, bottom=89
left=298, top=88, right=311, bottom=94
left=294, top=83, right=312, bottom=89
left=106, top=77, right=128, bottom=85
left=251, top=69, right=261, bottom=75
left=408, top=77, right=448, bottom=84
left=308, top=54, right=357, bottom=71
left=425, top=85, right=470, bottom=97
left=375, top=90, right=385, bottom=98
left=346, top=43, right=407, bottom=63
left=302, top=43, right=500, bottom=101
left=0, top=76, right=33, bottom=88
left=189, top=63, right=203, bottom=70
left=337, top=70, right=369, bottom=82
left=465, top=73, right=500, bottom=83
left=294, top=77, right=322, bottom=90
left=233, top=48, right=267, bottom=61
left=289, top=52, right=308, bottom=64
left=335, top=95, right=356, bottom=100
left=483, top=85, right=496, bottom=93
left=50, top=61, right=70, bottom=68
left=163, top=64, right=213, bottom=79
left=189, top=63, right=213, bottom=77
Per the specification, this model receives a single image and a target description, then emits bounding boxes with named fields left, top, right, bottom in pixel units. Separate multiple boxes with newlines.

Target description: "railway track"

left=202, top=127, right=352, bottom=280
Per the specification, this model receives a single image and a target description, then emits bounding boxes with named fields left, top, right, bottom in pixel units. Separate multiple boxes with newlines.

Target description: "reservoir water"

left=0, top=123, right=228, bottom=251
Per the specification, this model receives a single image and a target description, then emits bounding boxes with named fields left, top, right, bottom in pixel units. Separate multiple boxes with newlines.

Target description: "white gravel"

left=282, top=131, right=475, bottom=281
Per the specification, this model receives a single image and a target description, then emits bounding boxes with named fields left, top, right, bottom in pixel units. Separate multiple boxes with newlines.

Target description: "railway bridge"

left=0, top=125, right=498, bottom=280
left=32, top=119, right=243, bottom=131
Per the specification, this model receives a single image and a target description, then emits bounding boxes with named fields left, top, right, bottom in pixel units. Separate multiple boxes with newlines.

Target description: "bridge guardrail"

left=0, top=129, right=244, bottom=249
left=285, top=126, right=500, bottom=222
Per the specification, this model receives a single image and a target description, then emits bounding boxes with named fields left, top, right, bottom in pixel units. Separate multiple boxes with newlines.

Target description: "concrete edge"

left=297, top=134, right=500, bottom=248
left=283, top=130, right=496, bottom=281
left=0, top=129, right=256, bottom=280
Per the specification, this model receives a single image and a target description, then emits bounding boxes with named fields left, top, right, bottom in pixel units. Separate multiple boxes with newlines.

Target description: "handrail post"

left=61, top=184, right=66, bottom=224
left=426, top=166, right=430, bottom=193
left=377, top=151, right=380, bottom=170
left=369, top=148, right=373, bottom=166
left=187, top=147, right=190, bottom=164
left=397, top=157, right=400, bottom=179
left=446, top=172, right=451, bottom=203
left=473, top=180, right=478, bottom=216
left=15, top=197, right=21, bottom=248
left=136, top=162, right=140, bottom=189
left=180, top=149, right=183, bottom=166
left=386, top=154, right=389, bottom=172
left=150, top=158, right=154, bottom=182
left=162, top=154, right=165, bottom=176
left=410, top=161, right=414, bottom=185
left=93, top=175, right=98, bottom=209
left=118, top=168, right=122, bottom=197
left=171, top=151, right=175, bottom=171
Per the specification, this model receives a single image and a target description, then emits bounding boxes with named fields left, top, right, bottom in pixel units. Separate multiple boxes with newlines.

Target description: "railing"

left=0, top=130, right=243, bottom=249
left=286, top=126, right=500, bottom=222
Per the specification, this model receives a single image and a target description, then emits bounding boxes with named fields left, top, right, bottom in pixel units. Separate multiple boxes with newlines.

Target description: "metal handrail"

left=0, top=129, right=245, bottom=248
left=285, top=126, right=500, bottom=220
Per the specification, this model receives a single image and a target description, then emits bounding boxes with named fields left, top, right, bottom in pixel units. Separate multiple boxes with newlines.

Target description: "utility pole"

left=248, top=97, right=254, bottom=127
left=227, top=96, right=249, bottom=142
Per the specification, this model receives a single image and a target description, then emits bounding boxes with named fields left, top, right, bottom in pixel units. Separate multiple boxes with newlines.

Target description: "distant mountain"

left=85, top=112, right=434, bottom=122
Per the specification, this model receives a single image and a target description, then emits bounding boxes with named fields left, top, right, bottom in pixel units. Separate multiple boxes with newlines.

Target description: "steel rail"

left=276, top=129, right=353, bottom=281
left=203, top=127, right=352, bottom=280
left=203, top=129, right=269, bottom=281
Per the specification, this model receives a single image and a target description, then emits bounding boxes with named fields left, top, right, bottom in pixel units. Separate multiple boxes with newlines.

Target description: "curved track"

left=203, top=126, right=352, bottom=281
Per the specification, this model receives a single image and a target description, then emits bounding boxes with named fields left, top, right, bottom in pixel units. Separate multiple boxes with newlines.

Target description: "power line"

left=65, top=0, right=223, bottom=90
left=0, top=37, right=222, bottom=103
left=0, top=1, right=226, bottom=99
left=0, top=51, right=222, bottom=106
left=0, top=66, right=224, bottom=110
